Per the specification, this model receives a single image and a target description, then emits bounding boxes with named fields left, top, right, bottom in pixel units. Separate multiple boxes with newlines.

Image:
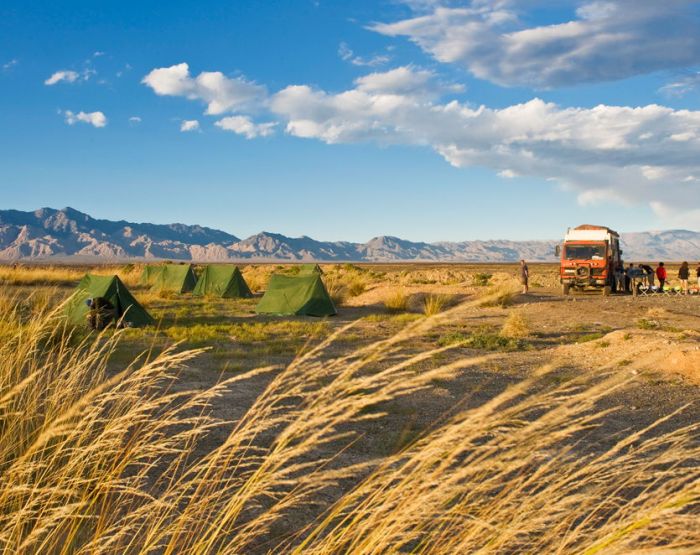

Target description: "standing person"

left=696, top=262, right=700, bottom=290
left=639, top=263, right=654, bottom=288
left=519, top=259, right=529, bottom=294
left=615, top=263, right=625, bottom=293
left=656, top=262, right=667, bottom=292
left=679, top=261, right=690, bottom=294
left=625, top=263, right=635, bottom=293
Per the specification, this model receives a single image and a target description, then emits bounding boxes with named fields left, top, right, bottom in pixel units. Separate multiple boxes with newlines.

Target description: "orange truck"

left=555, top=225, right=623, bottom=295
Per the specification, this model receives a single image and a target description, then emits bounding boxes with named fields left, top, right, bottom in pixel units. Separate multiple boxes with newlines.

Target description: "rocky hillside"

left=1, top=208, right=699, bottom=262
left=0, top=208, right=238, bottom=260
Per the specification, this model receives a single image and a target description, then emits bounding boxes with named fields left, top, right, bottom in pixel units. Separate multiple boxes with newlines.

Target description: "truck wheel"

left=603, top=285, right=612, bottom=296
left=562, top=283, right=570, bottom=296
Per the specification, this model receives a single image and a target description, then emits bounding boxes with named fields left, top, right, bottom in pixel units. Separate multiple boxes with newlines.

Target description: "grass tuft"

left=384, top=289, right=411, bottom=313
left=501, top=311, right=530, bottom=339
left=423, top=294, right=452, bottom=316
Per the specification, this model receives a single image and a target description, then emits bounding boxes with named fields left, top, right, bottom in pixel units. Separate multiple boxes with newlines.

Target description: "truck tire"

left=562, top=283, right=571, bottom=296
left=603, top=285, right=612, bottom=296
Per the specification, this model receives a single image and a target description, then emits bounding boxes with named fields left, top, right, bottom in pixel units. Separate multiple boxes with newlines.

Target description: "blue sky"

left=2, top=0, right=700, bottom=242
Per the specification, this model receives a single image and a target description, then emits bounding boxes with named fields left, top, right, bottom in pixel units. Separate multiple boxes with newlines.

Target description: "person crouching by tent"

left=656, top=262, right=667, bottom=292
left=85, top=297, right=116, bottom=330
left=679, top=261, right=690, bottom=295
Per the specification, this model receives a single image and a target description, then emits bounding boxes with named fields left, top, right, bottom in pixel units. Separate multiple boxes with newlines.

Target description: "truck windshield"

left=564, top=244, right=606, bottom=260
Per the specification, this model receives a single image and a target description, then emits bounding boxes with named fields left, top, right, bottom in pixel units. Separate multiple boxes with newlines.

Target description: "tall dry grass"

left=0, top=290, right=698, bottom=553
left=0, top=264, right=142, bottom=288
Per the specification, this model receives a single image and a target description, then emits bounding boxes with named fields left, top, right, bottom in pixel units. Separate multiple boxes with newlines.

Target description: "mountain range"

left=1, top=207, right=699, bottom=262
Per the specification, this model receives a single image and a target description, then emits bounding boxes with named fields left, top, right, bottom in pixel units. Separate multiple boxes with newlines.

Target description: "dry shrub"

left=347, top=278, right=367, bottom=298
left=646, top=307, right=669, bottom=319
left=500, top=311, right=530, bottom=339
left=423, top=294, right=452, bottom=316
left=242, top=265, right=273, bottom=293
left=324, top=276, right=347, bottom=306
left=478, top=282, right=519, bottom=307
left=385, top=289, right=410, bottom=313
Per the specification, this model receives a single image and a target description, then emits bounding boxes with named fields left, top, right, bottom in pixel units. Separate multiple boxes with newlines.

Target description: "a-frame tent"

left=193, top=265, right=252, bottom=298
left=139, top=265, right=164, bottom=286
left=255, top=273, right=336, bottom=317
left=65, top=274, right=154, bottom=327
left=150, top=264, right=198, bottom=294
left=299, top=263, right=323, bottom=274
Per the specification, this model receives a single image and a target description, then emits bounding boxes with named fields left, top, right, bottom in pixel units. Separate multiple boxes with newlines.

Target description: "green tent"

left=299, top=263, right=323, bottom=274
left=65, top=274, right=154, bottom=327
left=193, top=265, right=252, bottom=298
left=150, top=264, right=197, bottom=293
left=139, top=265, right=164, bottom=286
left=256, top=274, right=336, bottom=317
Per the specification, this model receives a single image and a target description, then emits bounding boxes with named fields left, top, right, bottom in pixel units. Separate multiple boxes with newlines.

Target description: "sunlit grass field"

left=0, top=262, right=698, bottom=553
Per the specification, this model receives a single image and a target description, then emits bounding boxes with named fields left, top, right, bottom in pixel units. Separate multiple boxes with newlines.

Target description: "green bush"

left=472, top=273, right=493, bottom=287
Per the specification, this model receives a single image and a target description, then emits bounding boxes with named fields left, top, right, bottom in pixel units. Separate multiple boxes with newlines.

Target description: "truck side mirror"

left=555, top=245, right=561, bottom=257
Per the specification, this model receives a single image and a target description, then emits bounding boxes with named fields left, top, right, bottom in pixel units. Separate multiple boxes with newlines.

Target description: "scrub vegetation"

left=1, top=262, right=699, bottom=553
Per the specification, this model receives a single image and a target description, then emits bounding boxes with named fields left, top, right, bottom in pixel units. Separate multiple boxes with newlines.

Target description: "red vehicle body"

left=556, top=225, right=623, bottom=295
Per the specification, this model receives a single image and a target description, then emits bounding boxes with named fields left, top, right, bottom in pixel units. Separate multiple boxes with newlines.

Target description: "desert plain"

left=1, top=261, right=699, bottom=554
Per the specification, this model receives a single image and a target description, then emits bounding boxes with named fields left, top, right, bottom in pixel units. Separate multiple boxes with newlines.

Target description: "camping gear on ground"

left=65, top=274, right=154, bottom=328
left=193, top=265, right=252, bottom=298
left=255, top=273, right=336, bottom=317
left=86, top=297, right=115, bottom=330
left=150, top=264, right=197, bottom=294
left=299, top=263, right=323, bottom=274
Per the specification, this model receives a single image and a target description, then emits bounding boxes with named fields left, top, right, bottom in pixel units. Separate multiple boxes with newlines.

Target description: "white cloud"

left=2, top=59, right=18, bottom=71
left=129, top=116, right=142, bottom=125
left=498, top=169, right=519, bottom=178
left=93, top=51, right=105, bottom=57
left=215, top=115, right=276, bottom=138
left=372, top=1, right=700, bottom=88
left=659, top=72, right=700, bottom=97
left=180, top=119, right=200, bottom=132
left=338, top=42, right=391, bottom=67
left=355, top=66, right=451, bottom=97
left=45, top=70, right=80, bottom=85
left=63, top=110, right=107, bottom=128
left=269, top=70, right=700, bottom=225
left=143, top=61, right=700, bottom=226
left=142, top=63, right=267, bottom=115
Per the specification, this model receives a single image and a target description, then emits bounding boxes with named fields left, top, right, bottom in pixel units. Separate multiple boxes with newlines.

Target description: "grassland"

left=0, top=261, right=699, bottom=553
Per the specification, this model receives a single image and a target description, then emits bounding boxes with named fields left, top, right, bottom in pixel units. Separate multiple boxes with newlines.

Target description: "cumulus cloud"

left=2, top=59, right=18, bottom=71
left=270, top=71, right=700, bottom=224
left=180, top=119, right=200, bottom=132
left=214, top=115, right=277, bottom=138
left=129, top=116, right=142, bottom=125
left=45, top=70, right=80, bottom=85
left=63, top=110, right=107, bottom=127
left=143, top=62, right=700, bottom=225
left=372, top=1, right=700, bottom=88
left=142, top=63, right=266, bottom=115
left=338, top=42, right=391, bottom=67
left=354, top=65, right=462, bottom=98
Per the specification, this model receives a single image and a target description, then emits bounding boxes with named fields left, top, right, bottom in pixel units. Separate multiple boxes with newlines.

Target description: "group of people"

left=614, top=261, right=700, bottom=294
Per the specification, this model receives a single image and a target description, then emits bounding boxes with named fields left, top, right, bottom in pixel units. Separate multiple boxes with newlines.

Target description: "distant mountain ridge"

left=1, top=207, right=699, bottom=262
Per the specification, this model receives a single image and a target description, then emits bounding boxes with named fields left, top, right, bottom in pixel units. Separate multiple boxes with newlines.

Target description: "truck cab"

left=556, top=225, right=623, bottom=295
